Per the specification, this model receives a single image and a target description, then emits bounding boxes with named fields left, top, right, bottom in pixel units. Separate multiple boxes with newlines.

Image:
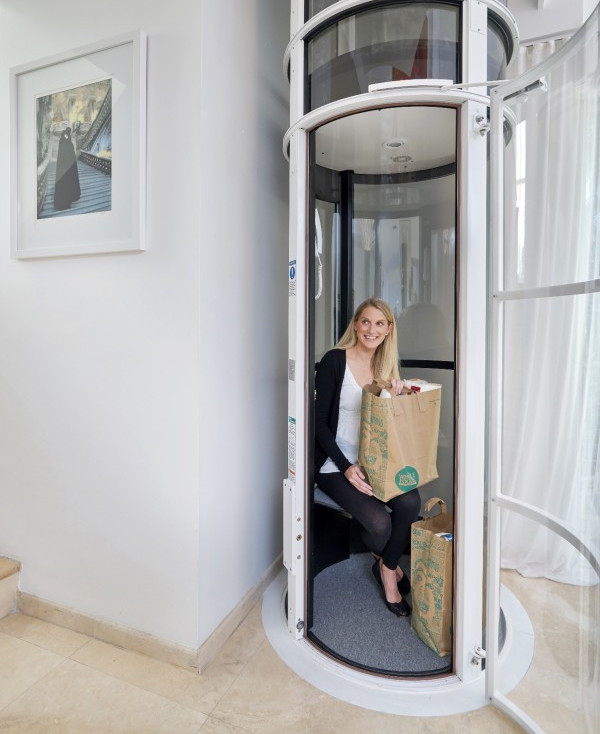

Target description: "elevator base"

left=262, top=569, right=534, bottom=716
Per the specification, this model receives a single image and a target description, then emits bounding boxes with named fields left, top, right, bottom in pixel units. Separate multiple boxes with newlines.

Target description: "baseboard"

left=17, top=591, right=199, bottom=669
left=17, top=553, right=283, bottom=672
left=196, top=553, right=283, bottom=672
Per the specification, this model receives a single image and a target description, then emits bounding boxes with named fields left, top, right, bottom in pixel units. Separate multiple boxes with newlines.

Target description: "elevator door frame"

left=284, top=88, right=491, bottom=686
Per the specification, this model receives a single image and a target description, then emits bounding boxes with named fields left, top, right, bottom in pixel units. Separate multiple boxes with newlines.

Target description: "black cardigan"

left=314, top=348, right=353, bottom=476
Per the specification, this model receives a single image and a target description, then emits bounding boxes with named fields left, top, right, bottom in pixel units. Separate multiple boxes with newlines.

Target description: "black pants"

left=317, top=471, right=421, bottom=571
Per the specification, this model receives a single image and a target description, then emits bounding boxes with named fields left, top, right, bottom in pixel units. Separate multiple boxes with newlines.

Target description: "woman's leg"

left=318, top=473, right=417, bottom=609
left=372, top=490, right=421, bottom=607
left=381, top=489, right=421, bottom=571
left=316, top=472, right=392, bottom=556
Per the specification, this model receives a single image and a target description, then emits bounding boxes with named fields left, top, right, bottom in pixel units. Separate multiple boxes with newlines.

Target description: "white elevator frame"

left=278, top=0, right=547, bottom=720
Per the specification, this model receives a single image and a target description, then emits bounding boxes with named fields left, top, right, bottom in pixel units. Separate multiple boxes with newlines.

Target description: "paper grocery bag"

left=410, top=498, right=453, bottom=657
left=358, top=380, right=441, bottom=502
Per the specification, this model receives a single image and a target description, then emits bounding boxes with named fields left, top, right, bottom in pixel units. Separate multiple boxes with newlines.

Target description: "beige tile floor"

left=0, top=572, right=595, bottom=734
left=499, top=571, right=598, bottom=734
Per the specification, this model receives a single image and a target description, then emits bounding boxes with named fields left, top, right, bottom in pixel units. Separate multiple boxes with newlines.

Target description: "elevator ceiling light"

left=383, top=138, right=407, bottom=149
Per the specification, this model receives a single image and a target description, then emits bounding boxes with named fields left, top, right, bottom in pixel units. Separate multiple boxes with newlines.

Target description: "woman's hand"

left=344, top=464, right=373, bottom=495
left=390, top=378, right=407, bottom=395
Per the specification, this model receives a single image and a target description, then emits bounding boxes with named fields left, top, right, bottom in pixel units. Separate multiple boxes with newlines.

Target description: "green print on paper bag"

left=360, top=396, right=388, bottom=491
left=395, top=465, right=419, bottom=492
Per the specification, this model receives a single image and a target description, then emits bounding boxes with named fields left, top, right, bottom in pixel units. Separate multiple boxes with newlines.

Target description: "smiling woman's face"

left=354, top=305, right=391, bottom=350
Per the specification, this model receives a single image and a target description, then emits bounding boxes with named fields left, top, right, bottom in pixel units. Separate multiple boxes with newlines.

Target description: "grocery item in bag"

left=410, top=497, right=453, bottom=657
left=359, top=380, right=441, bottom=501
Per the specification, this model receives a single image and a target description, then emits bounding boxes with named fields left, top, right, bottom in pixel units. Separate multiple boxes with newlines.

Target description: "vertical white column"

left=289, top=0, right=305, bottom=126
left=455, top=96, right=488, bottom=684
left=283, top=0, right=307, bottom=639
left=284, top=126, right=308, bottom=639
left=454, top=0, right=489, bottom=684
left=283, top=0, right=308, bottom=642
left=463, top=0, right=488, bottom=92
left=485, top=79, right=506, bottom=703
left=290, top=0, right=304, bottom=36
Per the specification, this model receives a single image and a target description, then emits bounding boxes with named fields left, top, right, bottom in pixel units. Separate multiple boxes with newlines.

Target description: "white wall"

left=508, top=0, right=590, bottom=42
left=197, top=0, right=289, bottom=644
left=0, top=0, right=289, bottom=651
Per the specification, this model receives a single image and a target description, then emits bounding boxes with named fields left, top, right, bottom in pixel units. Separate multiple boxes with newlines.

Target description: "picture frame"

left=10, top=30, right=147, bottom=259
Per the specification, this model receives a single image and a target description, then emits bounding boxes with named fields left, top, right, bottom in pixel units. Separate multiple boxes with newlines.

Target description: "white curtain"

left=499, top=18, right=600, bottom=585
left=513, top=37, right=568, bottom=75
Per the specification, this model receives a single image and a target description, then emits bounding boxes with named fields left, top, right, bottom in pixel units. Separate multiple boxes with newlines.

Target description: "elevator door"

left=486, top=7, right=600, bottom=731
left=309, top=105, right=457, bottom=676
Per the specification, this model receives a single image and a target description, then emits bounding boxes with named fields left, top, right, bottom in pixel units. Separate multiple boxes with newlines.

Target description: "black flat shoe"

left=371, top=560, right=411, bottom=617
left=372, top=559, right=411, bottom=597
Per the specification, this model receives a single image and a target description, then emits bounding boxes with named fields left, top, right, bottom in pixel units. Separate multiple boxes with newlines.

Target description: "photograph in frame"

left=10, top=30, right=146, bottom=258
left=36, top=78, right=113, bottom=220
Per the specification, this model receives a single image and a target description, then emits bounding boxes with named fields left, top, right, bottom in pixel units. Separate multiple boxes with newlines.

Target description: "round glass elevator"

left=266, top=0, right=600, bottom=723
left=278, top=0, right=520, bottom=686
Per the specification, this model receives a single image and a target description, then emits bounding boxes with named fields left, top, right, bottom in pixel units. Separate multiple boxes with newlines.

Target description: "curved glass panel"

left=496, top=511, right=599, bottom=733
left=352, top=175, right=456, bottom=362
left=488, top=11, right=600, bottom=729
left=308, top=105, right=457, bottom=675
left=314, top=198, right=340, bottom=360
left=501, top=31, right=600, bottom=291
left=499, top=292, right=600, bottom=532
left=307, top=3, right=460, bottom=111
left=308, top=0, right=340, bottom=17
left=487, top=18, right=508, bottom=81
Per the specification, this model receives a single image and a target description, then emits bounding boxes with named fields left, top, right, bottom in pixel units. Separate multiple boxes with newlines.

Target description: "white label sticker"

left=287, top=416, right=296, bottom=476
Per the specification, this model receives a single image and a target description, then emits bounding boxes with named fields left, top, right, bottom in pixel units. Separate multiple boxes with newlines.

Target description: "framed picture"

left=10, top=30, right=147, bottom=259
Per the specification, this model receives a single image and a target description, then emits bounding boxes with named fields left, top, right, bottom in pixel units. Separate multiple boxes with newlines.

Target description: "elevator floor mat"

left=310, top=552, right=451, bottom=675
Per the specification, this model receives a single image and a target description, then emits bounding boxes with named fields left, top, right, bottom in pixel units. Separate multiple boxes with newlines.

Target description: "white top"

left=320, top=365, right=363, bottom=474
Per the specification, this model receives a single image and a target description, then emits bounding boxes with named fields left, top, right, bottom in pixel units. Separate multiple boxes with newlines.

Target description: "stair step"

left=0, top=557, right=21, bottom=619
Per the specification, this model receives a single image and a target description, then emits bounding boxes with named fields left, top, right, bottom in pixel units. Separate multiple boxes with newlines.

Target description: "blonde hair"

left=336, top=298, right=400, bottom=380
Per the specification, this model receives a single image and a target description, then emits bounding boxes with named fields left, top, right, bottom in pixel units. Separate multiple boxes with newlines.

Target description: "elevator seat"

left=314, top=485, right=391, bottom=516
left=314, top=485, right=352, bottom=518
left=313, top=485, right=353, bottom=574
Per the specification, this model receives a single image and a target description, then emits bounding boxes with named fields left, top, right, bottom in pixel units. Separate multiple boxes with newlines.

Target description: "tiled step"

left=0, top=557, right=21, bottom=619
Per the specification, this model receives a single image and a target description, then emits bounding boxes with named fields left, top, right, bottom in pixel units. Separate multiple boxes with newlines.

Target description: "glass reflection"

left=502, top=47, right=600, bottom=291
left=353, top=175, right=456, bottom=363
left=498, top=510, right=599, bottom=733
left=500, top=293, right=600, bottom=540
left=307, top=3, right=460, bottom=111
left=308, top=0, right=339, bottom=17
left=314, top=199, right=340, bottom=360
left=487, top=19, right=508, bottom=81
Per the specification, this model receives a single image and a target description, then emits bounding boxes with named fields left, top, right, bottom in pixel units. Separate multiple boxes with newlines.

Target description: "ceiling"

left=314, top=106, right=457, bottom=175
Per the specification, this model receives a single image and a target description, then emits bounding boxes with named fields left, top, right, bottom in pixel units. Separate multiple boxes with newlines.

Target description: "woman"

left=315, top=298, right=421, bottom=617
left=54, top=127, right=81, bottom=211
